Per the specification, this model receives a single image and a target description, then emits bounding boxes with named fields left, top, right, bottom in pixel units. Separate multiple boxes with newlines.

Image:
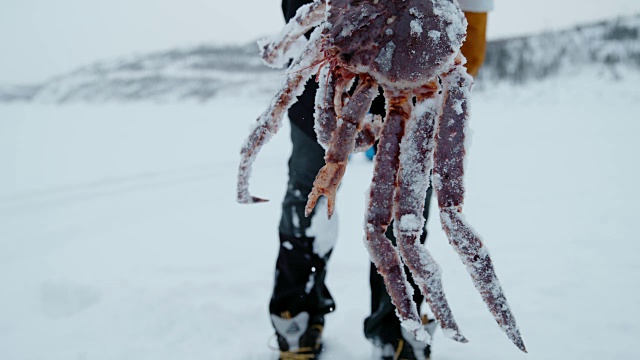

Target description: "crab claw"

left=305, top=161, right=346, bottom=218
left=237, top=194, right=269, bottom=204
left=433, top=65, right=527, bottom=353
left=236, top=28, right=325, bottom=207
left=259, top=0, right=326, bottom=68
left=439, top=207, right=527, bottom=353
left=306, top=74, right=378, bottom=218
left=237, top=161, right=270, bottom=204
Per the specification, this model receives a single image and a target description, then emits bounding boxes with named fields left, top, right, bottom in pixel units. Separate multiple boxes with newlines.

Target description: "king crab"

left=237, top=0, right=526, bottom=352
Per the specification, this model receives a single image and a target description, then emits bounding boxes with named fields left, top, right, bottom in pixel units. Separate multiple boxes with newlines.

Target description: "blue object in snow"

left=365, top=146, right=376, bottom=161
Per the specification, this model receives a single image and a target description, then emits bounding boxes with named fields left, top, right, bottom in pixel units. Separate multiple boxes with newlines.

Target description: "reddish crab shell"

left=325, top=0, right=466, bottom=87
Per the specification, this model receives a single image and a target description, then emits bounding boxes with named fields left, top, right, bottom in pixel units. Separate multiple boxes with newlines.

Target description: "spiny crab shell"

left=325, top=0, right=466, bottom=87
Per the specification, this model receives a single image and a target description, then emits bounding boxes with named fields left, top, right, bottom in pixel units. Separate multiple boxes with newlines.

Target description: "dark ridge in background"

left=1, top=14, right=638, bottom=103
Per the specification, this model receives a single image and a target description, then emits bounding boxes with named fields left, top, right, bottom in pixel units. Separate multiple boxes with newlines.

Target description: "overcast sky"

left=1, top=0, right=639, bottom=84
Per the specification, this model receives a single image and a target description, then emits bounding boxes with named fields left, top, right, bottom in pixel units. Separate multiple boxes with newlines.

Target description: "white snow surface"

left=2, top=69, right=640, bottom=359
left=308, top=197, right=339, bottom=258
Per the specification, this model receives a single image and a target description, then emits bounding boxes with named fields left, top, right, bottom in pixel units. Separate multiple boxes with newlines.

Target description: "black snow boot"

left=374, top=316, right=437, bottom=360
left=272, top=311, right=324, bottom=360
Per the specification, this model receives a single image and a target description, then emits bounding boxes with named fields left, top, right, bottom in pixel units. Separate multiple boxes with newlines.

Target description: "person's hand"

left=461, top=12, right=488, bottom=77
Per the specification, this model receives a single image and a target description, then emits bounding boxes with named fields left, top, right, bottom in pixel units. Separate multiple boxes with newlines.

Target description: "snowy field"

left=1, top=69, right=639, bottom=360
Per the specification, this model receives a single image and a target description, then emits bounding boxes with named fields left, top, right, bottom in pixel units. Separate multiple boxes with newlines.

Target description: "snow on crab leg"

left=305, top=74, right=378, bottom=218
left=260, top=0, right=326, bottom=68
left=433, top=66, right=527, bottom=352
left=314, top=63, right=337, bottom=147
left=364, top=92, right=430, bottom=342
left=237, top=28, right=324, bottom=204
left=393, top=85, right=467, bottom=343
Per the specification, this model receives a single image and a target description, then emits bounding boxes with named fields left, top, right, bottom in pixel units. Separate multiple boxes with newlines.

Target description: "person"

left=270, top=1, right=492, bottom=359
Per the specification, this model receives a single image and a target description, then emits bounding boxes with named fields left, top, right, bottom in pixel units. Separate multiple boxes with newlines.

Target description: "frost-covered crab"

left=237, top=0, right=526, bottom=352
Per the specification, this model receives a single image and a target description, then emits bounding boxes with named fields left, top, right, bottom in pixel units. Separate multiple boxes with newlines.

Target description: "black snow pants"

left=269, top=0, right=433, bottom=344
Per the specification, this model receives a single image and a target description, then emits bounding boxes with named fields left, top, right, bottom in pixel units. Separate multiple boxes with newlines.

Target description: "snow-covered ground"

left=1, top=68, right=639, bottom=359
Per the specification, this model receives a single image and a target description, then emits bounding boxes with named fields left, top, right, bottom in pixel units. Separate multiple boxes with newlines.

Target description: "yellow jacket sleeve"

left=460, top=12, right=488, bottom=77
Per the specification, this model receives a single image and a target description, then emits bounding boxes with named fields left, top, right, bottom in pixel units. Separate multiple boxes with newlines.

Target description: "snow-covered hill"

left=1, top=14, right=639, bottom=103
left=478, top=14, right=640, bottom=84
left=0, top=44, right=280, bottom=103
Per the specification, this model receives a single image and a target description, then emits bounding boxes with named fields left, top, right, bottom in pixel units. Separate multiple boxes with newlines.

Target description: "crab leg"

left=305, top=74, right=378, bottom=218
left=433, top=66, right=527, bottom=352
left=354, top=113, right=383, bottom=152
left=364, top=92, right=430, bottom=343
left=237, top=28, right=324, bottom=204
left=393, top=88, right=467, bottom=343
left=314, top=64, right=382, bottom=152
left=314, top=63, right=339, bottom=148
left=260, top=0, right=326, bottom=67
